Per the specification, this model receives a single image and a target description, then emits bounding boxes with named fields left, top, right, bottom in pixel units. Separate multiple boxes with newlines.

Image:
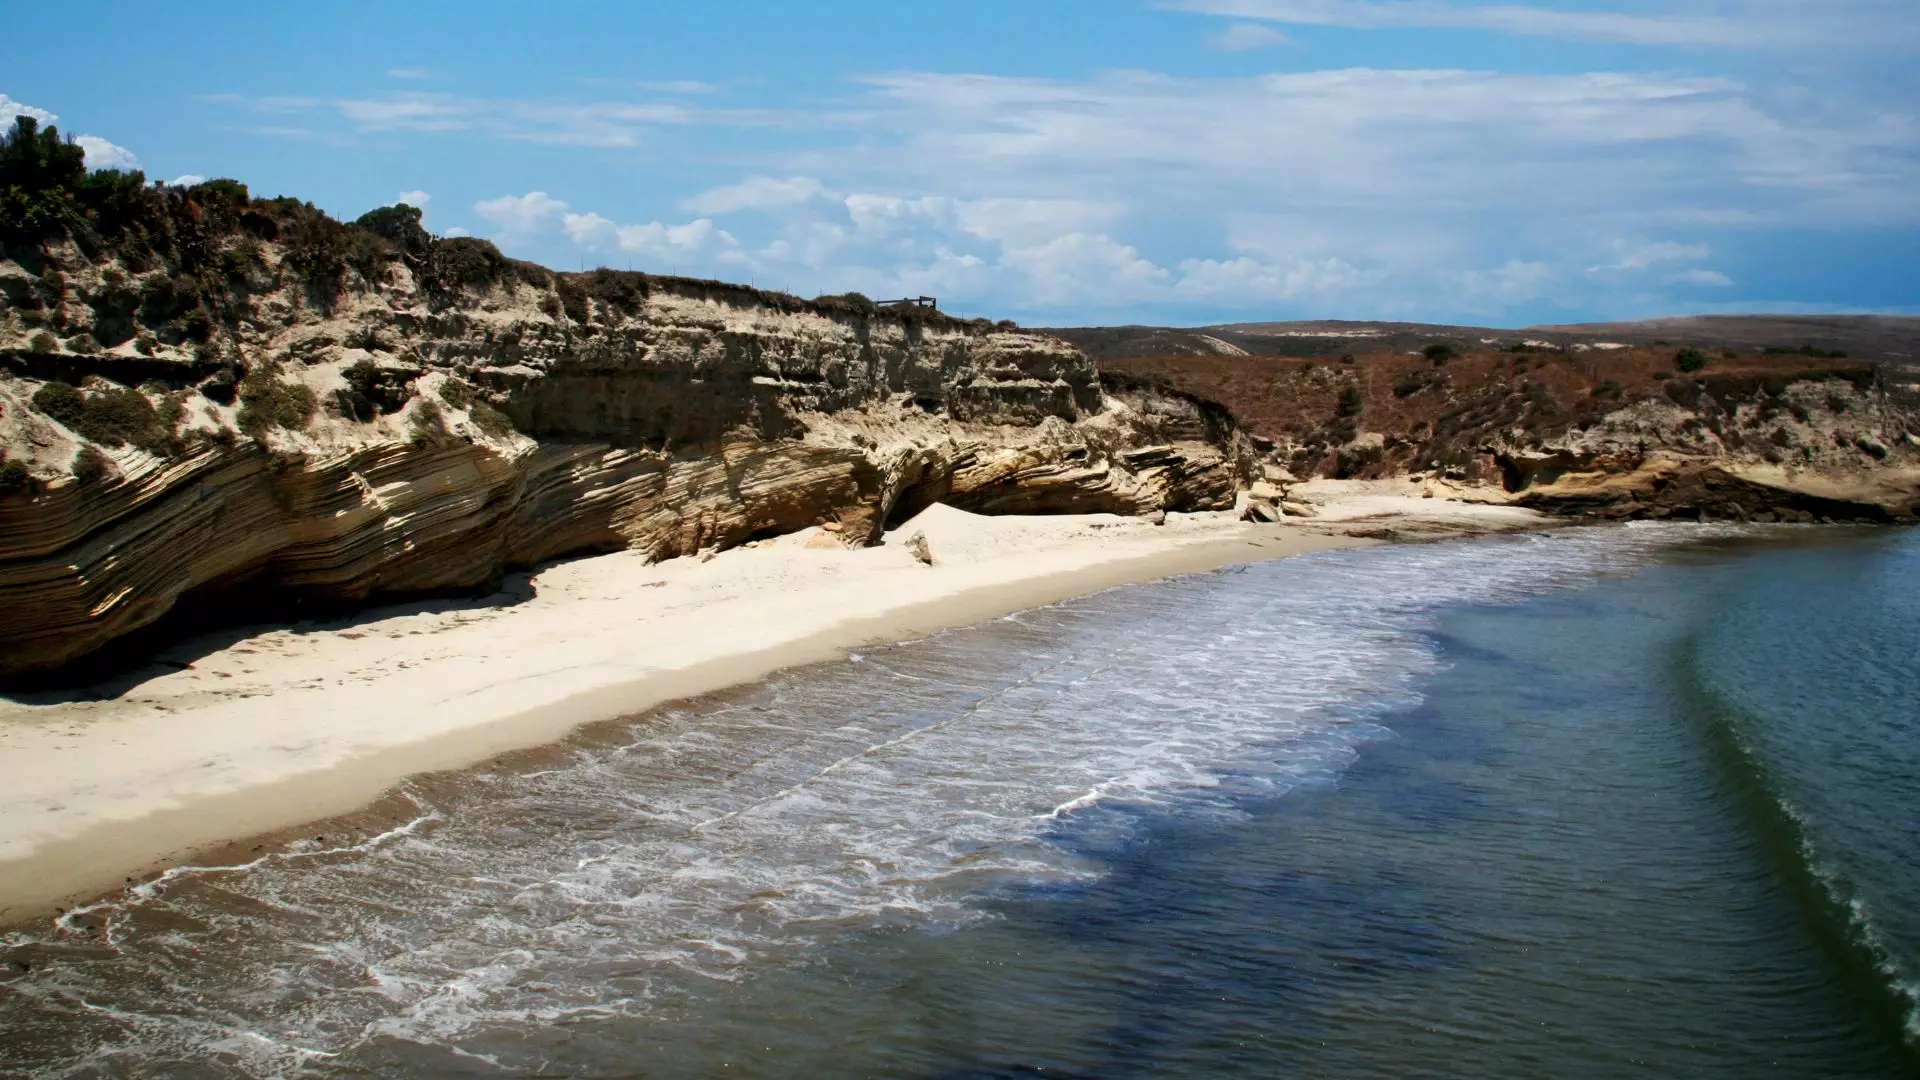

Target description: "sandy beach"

left=0, top=483, right=1543, bottom=923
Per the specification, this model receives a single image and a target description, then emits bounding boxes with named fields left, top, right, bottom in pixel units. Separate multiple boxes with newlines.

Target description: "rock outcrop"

left=0, top=231, right=1236, bottom=680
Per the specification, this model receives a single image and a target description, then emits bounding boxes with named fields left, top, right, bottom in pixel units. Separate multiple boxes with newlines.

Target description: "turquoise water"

left=2, top=525, right=1916, bottom=1077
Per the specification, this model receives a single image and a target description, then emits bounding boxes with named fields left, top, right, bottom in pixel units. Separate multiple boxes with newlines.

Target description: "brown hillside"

left=1104, top=344, right=1902, bottom=486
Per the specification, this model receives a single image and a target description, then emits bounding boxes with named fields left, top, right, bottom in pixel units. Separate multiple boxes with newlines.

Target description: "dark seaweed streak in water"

left=1, top=525, right=1916, bottom=1078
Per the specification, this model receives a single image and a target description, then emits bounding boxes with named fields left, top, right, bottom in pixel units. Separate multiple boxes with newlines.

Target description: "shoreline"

left=0, top=485, right=1544, bottom=924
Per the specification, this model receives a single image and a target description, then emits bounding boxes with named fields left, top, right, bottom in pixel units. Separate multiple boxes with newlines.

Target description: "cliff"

left=1104, top=343, right=1920, bottom=524
left=0, top=192, right=1236, bottom=680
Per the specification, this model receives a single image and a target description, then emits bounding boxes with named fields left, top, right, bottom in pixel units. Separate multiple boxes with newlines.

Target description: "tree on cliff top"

left=0, top=116, right=89, bottom=245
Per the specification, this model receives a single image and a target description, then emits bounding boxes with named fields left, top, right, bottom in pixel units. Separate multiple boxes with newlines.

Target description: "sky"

left=3, top=0, right=1918, bottom=328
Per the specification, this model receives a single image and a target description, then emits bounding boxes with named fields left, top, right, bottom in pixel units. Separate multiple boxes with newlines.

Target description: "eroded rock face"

left=0, top=260, right=1234, bottom=679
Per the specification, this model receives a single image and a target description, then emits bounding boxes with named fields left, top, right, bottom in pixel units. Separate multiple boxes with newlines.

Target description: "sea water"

left=1, top=524, right=1914, bottom=1077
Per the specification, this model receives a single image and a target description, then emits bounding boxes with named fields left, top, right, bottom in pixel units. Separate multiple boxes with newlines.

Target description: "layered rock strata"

left=0, top=253, right=1236, bottom=680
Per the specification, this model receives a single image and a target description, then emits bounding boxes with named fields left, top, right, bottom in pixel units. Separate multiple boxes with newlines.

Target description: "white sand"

left=0, top=490, right=1543, bottom=920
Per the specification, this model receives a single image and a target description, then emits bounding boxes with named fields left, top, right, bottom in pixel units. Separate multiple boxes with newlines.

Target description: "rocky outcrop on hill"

left=1105, top=344, right=1920, bottom=525
left=0, top=221, right=1235, bottom=680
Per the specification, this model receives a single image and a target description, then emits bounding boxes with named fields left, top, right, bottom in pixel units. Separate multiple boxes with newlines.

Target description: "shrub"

left=179, top=308, right=212, bottom=342
left=134, top=333, right=159, bottom=356
left=138, top=273, right=200, bottom=325
left=1592, top=379, right=1622, bottom=400
left=237, top=370, right=317, bottom=435
left=1424, top=343, right=1457, bottom=366
left=1337, top=382, right=1364, bottom=417
left=281, top=210, right=394, bottom=304
left=353, top=203, right=431, bottom=256
left=421, top=236, right=510, bottom=297
left=0, top=455, right=28, bottom=493
left=331, top=359, right=414, bottom=421
left=31, top=381, right=86, bottom=427
left=469, top=400, right=516, bottom=437
left=587, top=268, right=646, bottom=316
left=71, top=445, right=111, bottom=484
left=1675, top=347, right=1708, bottom=373
left=0, top=116, right=87, bottom=246
left=555, top=278, right=589, bottom=323
left=29, top=330, right=58, bottom=353
left=50, top=385, right=175, bottom=454
left=438, top=379, right=474, bottom=409
left=409, top=399, right=453, bottom=444
left=818, top=291, right=876, bottom=316
left=190, top=178, right=250, bottom=207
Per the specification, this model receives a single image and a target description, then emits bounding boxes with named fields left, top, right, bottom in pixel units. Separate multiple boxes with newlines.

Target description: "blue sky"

left=4, top=0, right=1918, bottom=327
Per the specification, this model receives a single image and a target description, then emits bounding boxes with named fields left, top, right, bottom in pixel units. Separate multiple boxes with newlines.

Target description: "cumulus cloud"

left=555, top=209, right=740, bottom=261
left=0, top=93, right=57, bottom=125
left=74, top=135, right=138, bottom=169
left=398, top=189, right=431, bottom=208
left=1, top=95, right=139, bottom=172
left=171, top=174, right=208, bottom=187
left=474, top=191, right=570, bottom=239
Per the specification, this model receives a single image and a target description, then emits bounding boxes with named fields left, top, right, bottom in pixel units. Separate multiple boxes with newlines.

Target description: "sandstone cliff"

left=0, top=196, right=1236, bottom=680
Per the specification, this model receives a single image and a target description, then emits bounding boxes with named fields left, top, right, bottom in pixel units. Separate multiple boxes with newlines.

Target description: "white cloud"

left=1208, top=22, right=1292, bottom=50
left=443, top=226, right=471, bottom=238
left=1000, top=233, right=1171, bottom=305
left=1165, top=0, right=1920, bottom=50
left=474, top=191, right=569, bottom=239
left=74, top=135, right=138, bottom=169
left=398, top=189, right=431, bottom=208
left=287, top=41, right=1913, bottom=321
left=171, top=174, right=207, bottom=187
left=0, top=94, right=57, bottom=125
left=683, top=176, right=829, bottom=214
left=1672, top=268, right=1735, bottom=287
left=563, top=211, right=738, bottom=260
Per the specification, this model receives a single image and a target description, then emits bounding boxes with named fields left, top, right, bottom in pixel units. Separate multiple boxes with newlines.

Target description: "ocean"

left=2, top=523, right=1915, bottom=1078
